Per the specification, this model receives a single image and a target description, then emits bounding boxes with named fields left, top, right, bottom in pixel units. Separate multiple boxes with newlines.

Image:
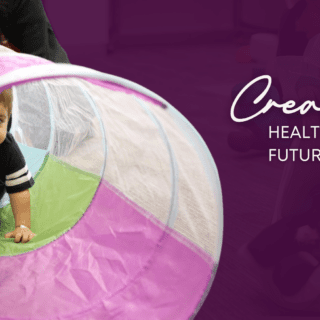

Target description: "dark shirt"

left=0, top=132, right=34, bottom=200
left=0, top=0, right=69, bottom=63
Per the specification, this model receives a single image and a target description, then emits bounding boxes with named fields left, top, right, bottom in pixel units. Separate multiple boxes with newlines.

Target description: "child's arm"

left=10, top=189, right=31, bottom=228
left=4, top=190, right=36, bottom=243
left=3, top=134, right=36, bottom=243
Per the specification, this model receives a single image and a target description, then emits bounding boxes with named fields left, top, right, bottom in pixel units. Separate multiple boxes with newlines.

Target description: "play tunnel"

left=0, top=47, right=223, bottom=319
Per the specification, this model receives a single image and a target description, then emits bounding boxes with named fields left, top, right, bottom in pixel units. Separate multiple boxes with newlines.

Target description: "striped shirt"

left=0, top=133, right=34, bottom=199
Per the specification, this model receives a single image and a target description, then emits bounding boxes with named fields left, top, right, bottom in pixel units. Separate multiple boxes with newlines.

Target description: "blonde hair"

left=0, top=88, right=13, bottom=117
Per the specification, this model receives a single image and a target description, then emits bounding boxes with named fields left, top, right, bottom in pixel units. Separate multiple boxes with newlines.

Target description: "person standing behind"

left=0, top=0, right=69, bottom=63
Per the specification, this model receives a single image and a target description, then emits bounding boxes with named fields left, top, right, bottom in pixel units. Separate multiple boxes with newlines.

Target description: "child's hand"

left=4, top=227, right=36, bottom=243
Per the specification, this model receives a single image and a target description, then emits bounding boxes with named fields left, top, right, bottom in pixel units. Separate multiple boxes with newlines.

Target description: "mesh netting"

left=0, top=48, right=223, bottom=319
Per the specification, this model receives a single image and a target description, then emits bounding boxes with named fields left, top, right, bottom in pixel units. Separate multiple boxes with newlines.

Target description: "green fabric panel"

left=0, top=154, right=100, bottom=256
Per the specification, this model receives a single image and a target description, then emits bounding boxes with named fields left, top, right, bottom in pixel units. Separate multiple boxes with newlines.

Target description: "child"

left=0, top=89, right=36, bottom=243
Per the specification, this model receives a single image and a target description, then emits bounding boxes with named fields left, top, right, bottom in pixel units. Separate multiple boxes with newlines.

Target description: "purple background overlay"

left=8, top=0, right=320, bottom=319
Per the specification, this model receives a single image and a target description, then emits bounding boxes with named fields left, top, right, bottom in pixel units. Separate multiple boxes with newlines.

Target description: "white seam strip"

left=6, top=164, right=28, bottom=180
left=6, top=171, right=32, bottom=187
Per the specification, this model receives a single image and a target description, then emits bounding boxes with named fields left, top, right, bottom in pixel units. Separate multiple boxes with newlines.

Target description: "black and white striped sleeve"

left=5, top=135, right=34, bottom=194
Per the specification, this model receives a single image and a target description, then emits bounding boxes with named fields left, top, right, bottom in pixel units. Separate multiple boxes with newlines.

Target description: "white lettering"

left=269, top=126, right=279, bottom=139
left=269, top=149, right=277, bottom=162
left=301, top=149, right=310, bottom=162
left=231, top=75, right=273, bottom=122
left=313, top=149, right=320, bottom=161
left=282, top=126, right=289, bottom=139
left=302, top=126, right=310, bottom=139
left=231, top=75, right=320, bottom=122
left=279, top=149, right=288, bottom=162
left=311, top=126, right=320, bottom=138
left=290, top=127, right=301, bottom=139
left=290, top=149, right=298, bottom=161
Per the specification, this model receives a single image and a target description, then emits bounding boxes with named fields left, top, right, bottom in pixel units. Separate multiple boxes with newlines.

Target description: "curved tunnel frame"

left=2, top=77, right=108, bottom=208
left=41, top=79, right=108, bottom=178
left=0, top=61, right=223, bottom=261
left=134, top=97, right=179, bottom=228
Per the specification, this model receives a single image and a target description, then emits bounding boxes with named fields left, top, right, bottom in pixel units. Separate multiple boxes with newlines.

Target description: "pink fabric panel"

left=85, top=78, right=165, bottom=108
left=0, top=55, right=52, bottom=77
left=0, top=56, right=164, bottom=107
left=0, top=179, right=213, bottom=319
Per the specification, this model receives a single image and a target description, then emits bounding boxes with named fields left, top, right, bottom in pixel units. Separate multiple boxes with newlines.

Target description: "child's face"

left=0, top=103, right=9, bottom=144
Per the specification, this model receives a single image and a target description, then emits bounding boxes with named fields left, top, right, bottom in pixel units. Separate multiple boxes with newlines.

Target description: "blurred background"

left=42, top=0, right=288, bottom=54
left=39, top=1, right=318, bottom=319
